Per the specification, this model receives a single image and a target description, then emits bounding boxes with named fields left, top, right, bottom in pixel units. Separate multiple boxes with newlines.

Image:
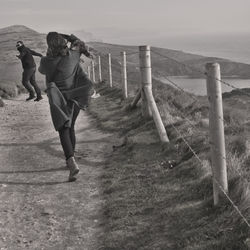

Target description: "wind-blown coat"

left=39, top=35, right=93, bottom=131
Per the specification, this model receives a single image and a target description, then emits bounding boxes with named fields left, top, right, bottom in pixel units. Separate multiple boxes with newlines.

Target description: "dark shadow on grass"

left=0, top=139, right=107, bottom=168
left=0, top=166, right=67, bottom=174
left=0, top=180, right=69, bottom=186
left=6, top=99, right=26, bottom=102
left=0, top=132, right=113, bottom=160
left=0, top=137, right=112, bottom=148
left=50, top=138, right=112, bottom=145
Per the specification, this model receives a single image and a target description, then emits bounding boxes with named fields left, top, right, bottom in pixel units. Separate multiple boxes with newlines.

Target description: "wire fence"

left=152, top=49, right=250, bottom=228
left=151, top=49, right=250, bottom=98
left=165, top=108, right=250, bottom=229
left=150, top=49, right=250, bottom=182
left=88, top=46, right=250, bottom=228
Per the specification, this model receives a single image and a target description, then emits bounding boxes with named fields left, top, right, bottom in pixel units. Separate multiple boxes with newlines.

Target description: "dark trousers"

left=22, top=67, right=41, bottom=97
left=58, top=105, right=81, bottom=160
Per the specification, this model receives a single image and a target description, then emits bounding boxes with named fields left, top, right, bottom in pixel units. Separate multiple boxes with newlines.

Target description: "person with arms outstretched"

left=16, top=41, right=43, bottom=101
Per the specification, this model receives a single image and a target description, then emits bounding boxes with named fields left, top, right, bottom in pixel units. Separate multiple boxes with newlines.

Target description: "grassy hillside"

left=87, top=80, right=250, bottom=249
left=90, top=42, right=250, bottom=79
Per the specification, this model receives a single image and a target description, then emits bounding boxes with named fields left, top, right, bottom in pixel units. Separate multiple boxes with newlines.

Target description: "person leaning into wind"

left=16, top=41, right=43, bottom=101
left=39, top=32, right=94, bottom=182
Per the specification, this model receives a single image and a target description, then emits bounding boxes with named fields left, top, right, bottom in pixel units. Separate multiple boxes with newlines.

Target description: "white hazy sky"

left=0, top=0, right=250, bottom=42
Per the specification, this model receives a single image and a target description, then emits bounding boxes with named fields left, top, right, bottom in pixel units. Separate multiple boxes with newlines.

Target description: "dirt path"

left=0, top=94, right=114, bottom=250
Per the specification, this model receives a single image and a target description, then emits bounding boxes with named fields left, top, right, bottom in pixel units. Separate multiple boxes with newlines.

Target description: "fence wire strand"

left=109, top=51, right=139, bottom=57
left=151, top=49, right=250, bottom=98
left=151, top=49, right=206, bottom=76
left=158, top=75, right=226, bottom=124
left=165, top=108, right=250, bottom=229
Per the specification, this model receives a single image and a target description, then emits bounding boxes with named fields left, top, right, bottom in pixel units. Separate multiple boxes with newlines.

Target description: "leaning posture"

left=39, top=32, right=93, bottom=181
left=16, top=41, right=43, bottom=101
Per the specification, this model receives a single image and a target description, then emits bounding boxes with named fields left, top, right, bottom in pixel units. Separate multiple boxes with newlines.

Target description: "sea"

left=155, top=77, right=250, bottom=96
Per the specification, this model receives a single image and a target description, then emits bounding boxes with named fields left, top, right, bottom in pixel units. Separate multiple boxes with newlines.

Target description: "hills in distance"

left=0, top=25, right=250, bottom=97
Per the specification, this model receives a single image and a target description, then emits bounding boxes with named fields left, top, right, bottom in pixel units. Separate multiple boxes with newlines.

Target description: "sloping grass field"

left=88, top=81, right=250, bottom=249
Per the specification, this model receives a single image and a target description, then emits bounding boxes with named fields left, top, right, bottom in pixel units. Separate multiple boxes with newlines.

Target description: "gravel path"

left=0, top=94, right=113, bottom=250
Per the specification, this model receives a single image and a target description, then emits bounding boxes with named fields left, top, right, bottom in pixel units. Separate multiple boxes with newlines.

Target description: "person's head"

left=16, top=41, right=24, bottom=50
left=46, top=32, right=68, bottom=57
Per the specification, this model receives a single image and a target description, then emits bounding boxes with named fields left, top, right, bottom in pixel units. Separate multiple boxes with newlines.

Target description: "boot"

left=26, top=95, right=35, bottom=101
left=34, top=96, right=43, bottom=102
left=66, top=156, right=79, bottom=182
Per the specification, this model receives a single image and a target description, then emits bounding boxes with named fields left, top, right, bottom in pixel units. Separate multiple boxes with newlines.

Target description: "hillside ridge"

left=0, top=25, right=39, bottom=34
left=1, top=25, right=250, bottom=98
left=90, top=41, right=250, bottom=78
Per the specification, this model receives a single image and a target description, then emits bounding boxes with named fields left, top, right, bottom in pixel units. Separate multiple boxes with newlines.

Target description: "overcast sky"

left=0, top=0, right=250, bottom=42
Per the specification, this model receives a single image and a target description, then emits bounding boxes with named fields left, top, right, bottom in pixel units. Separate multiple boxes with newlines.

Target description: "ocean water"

left=156, top=77, right=250, bottom=96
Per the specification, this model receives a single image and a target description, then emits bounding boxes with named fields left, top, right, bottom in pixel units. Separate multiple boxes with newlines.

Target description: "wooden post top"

left=139, top=45, right=150, bottom=51
left=206, top=62, right=220, bottom=70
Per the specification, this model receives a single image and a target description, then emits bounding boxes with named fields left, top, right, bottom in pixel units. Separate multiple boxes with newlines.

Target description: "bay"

left=155, top=76, right=250, bottom=96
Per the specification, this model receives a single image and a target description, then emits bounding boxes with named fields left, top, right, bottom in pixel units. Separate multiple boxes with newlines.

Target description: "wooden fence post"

left=206, top=62, right=228, bottom=206
left=139, top=47, right=151, bottom=118
left=108, top=53, right=113, bottom=87
left=130, top=89, right=141, bottom=109
left=91, top=60, right=95, bottom=83
left=139, top=45, right=169, bottom=142
left=121, top=51, right=128, bottom=98
left=87, top=66, right=91, bottom=79
left=98, top=55, right=102, bottom=83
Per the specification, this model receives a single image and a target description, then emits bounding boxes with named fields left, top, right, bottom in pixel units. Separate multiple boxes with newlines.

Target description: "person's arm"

left=38, top=57, right=47, bottom=74
left=72, top=40, right=92, bottom=58
left=28, top=48, right=43, bottom=57
left=60, top=33, right=79, bottom=43
left=17, top=49, right=27, bottom=60
left=60, top=33, right=93, bottom=58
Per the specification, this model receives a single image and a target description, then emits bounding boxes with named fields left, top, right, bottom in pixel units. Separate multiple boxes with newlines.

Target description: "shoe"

left=91, top=90, right=100, bottom=99
left=34, top=96, right=43, bottom=102
left=91, top=93, right=100, bottom=99
left=66, top=156, right=79, bottom=182
left=26, top=96, right=35, bottom=101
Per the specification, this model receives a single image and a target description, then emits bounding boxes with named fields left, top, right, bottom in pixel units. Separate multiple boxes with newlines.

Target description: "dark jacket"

left=17, top=46, right=43, bottom=69
left=38, top=35, right=93, bottom=131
